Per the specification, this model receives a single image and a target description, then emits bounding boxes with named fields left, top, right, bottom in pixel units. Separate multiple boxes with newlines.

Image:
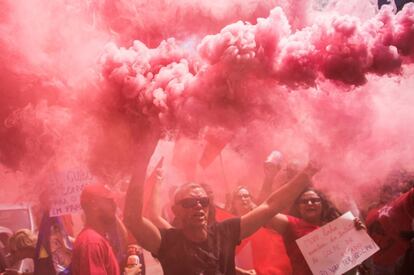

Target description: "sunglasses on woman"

left=298, top=198, right=322, bottom=205
left=177, top=197, right=210, bottom=208
left=236, top=193, right=251, bottom=200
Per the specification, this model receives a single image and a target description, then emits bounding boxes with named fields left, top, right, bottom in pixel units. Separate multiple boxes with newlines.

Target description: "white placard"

left=48, top=168, right=95, bottom=217
left=296, top=212, right=379, bottom=275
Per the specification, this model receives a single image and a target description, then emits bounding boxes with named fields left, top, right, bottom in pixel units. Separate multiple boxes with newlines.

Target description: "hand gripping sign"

left=296, top=212, right=379, bottom=275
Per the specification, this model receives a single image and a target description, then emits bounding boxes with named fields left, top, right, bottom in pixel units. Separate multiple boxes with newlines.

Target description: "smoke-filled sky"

left=1, top=0, right=414, bottom=210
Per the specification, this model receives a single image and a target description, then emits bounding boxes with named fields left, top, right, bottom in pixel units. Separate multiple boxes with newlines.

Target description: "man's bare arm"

left=240, top=166, right=317, bottom=239
left=258, top=163, right=281, bottom=203
left=147, top=167, right=173, bottom=229
left=124, top=134, right=162, bottom=255
left=267, top=213, right=290, bottom=234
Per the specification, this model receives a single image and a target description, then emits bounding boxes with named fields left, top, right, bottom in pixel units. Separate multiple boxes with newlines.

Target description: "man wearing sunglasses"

left=124, top=138, right=318, bottom=275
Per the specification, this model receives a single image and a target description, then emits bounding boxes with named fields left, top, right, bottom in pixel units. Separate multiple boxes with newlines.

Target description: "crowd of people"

left=2, top=0, right=414, bottom=274
left=0, top=146, right=413, bottom=275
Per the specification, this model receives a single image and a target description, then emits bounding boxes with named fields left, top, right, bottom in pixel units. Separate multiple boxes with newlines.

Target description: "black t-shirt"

left=155, top=218, right=241, bottom=275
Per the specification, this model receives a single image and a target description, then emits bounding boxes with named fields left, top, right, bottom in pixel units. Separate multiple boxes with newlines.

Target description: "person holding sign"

left=267, top=187, right=365, bottom=275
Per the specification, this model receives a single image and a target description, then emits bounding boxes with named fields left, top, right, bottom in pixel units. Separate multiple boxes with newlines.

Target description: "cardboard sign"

left=296, top=212, right=379, bottom=275
left=48, top=168, right=95, bottom=217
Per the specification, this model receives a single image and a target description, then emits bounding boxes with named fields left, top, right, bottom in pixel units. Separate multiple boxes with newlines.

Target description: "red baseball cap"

left=80, top=183, right=115, bottom=209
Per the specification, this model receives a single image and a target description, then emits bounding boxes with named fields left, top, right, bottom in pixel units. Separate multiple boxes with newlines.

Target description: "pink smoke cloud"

left=102, top=4, right=414, bottom=132
left=1, top=0, right=414, bottom=212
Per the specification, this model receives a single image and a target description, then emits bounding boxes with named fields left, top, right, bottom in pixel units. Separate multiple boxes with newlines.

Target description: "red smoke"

left=1, top=0, right=414, bottom=211
left=102, top=4, right=414, bottom=130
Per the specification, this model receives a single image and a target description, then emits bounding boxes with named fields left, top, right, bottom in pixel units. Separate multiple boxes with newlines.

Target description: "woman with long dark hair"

left=268, top=187, right=364, bottom=275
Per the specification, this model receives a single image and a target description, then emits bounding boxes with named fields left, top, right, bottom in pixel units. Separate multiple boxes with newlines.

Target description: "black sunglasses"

left=298, top=198, right=322, bottom=205
left=236, top=193, right=251, bottom=199
left=177, top=197, right=210, bottom=208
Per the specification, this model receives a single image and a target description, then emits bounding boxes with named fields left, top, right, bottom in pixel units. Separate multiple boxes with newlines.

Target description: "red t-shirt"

left=71, top=228, right=120, bottom=275
left=283, top=216, right=319, bottom=275
left=248, top=228, right=292, bottom=275
left=217, top=207, right=293, bottom=274
left=366, top=188, right=414, bottom=266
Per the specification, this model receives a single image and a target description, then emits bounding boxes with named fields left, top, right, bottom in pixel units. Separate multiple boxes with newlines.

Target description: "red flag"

left=199, top=128, right=233, bottom=169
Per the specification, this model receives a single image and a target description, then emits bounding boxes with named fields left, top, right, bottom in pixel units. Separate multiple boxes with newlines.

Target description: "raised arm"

left=240, top=165, right=317, bottom=239
left=267, top=213, right=290, bottom=234
left=257, top=162, right=290, bottom=234
left=258, top=162, right=281, bottom=203
left=123, top=132, right=162, bottom=255
left=146, top=167, right=173, bottom=229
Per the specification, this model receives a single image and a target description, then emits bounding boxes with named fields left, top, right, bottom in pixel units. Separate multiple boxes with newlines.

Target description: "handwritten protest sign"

left=48, top=168, right=95, bottom=217
left=296, top=212, right=379, bottom=275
